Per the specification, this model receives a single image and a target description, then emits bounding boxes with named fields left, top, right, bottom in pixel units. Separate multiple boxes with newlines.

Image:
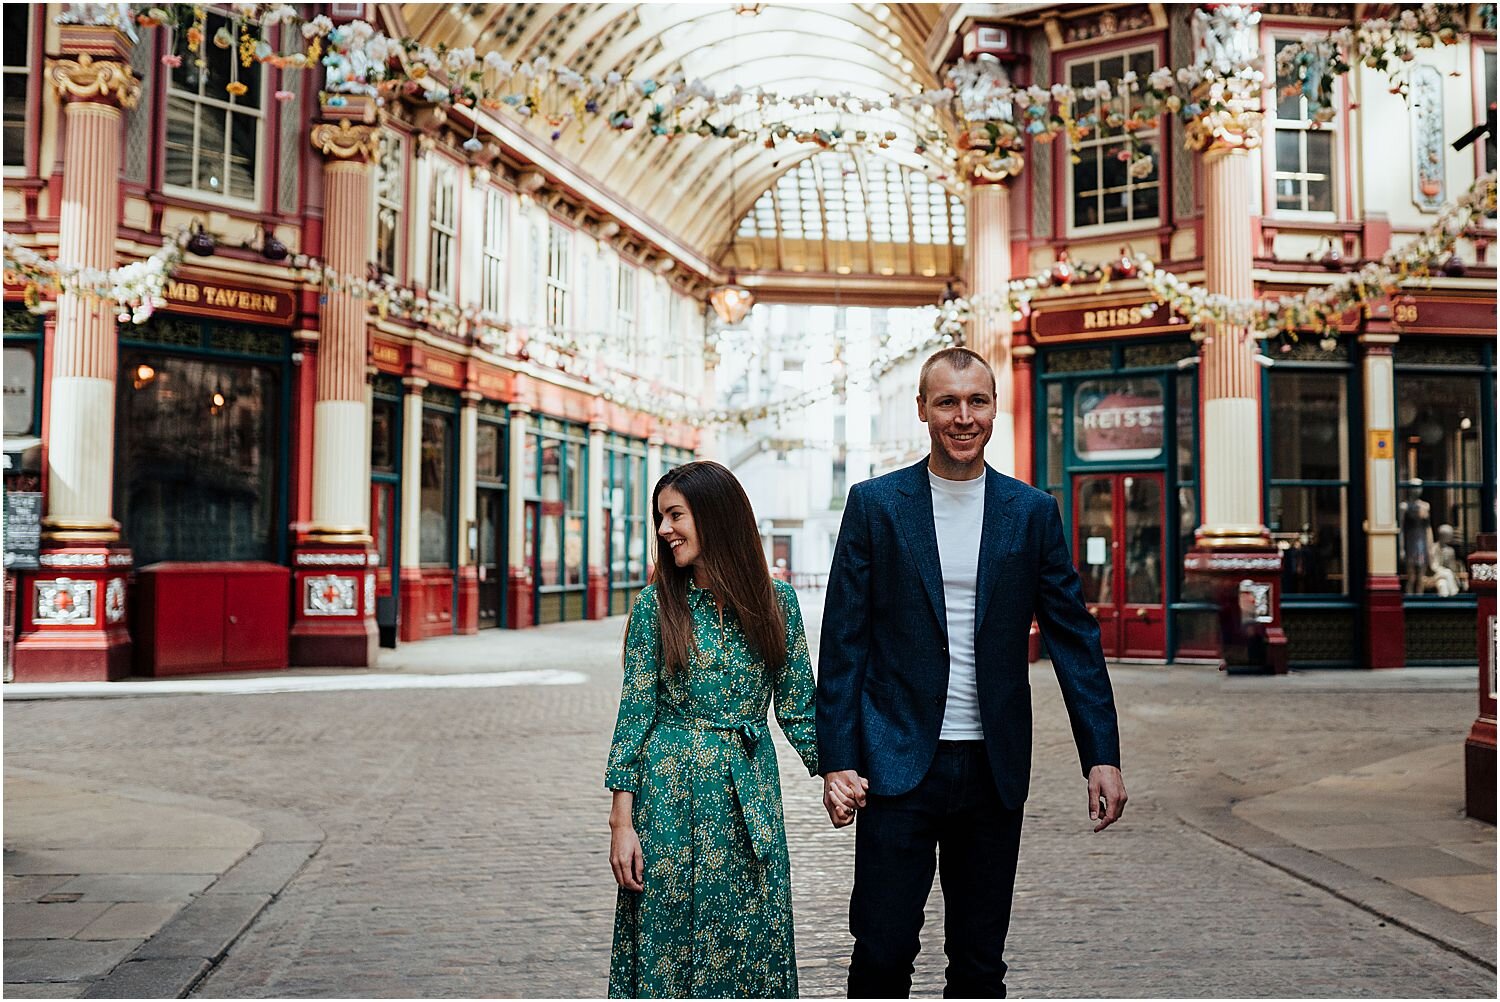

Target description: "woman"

left=605, top=461, right=820, bottom=998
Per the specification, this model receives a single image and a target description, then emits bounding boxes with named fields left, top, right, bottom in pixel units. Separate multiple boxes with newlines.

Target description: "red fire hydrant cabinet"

left=135, top=562, right=290, bottom=676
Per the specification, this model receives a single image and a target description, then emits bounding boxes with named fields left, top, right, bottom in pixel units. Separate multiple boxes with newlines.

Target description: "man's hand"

left=822, top=770, right=869, bottom=828
left=1088, top=765, right=1127, bottom=832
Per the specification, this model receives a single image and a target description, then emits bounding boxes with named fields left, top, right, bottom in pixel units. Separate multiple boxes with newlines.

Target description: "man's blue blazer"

left=815, top=457, right=1121, bottom=807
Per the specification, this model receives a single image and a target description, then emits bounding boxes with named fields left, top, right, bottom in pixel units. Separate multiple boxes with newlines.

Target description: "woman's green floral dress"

left=605, top=577, right=819, bottom=999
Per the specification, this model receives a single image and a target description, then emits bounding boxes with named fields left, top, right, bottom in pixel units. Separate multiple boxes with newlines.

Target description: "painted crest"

left=304, top=574, right=357, bottom=616
left=35, top=578, right=97, bottom=625
left=104, top=577, right=126, bottom=624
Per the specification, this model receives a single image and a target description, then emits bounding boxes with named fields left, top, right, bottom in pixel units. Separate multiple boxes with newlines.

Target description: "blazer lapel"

left=973, top=464, right=1018, bottom=635
left=895, top=459, right=947, bottom=639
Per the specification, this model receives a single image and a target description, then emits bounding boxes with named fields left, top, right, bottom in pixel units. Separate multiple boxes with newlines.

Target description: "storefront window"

left=4, top=343, right=36, bottom=435
left=1046, top=382, right=1063, bottom=489
left=419, top=410, right=453, bottom=565
left=371, top=397, right=397, bottom=474
left=1073, top=377, right=1164, bottom=462
left=1397, top=373, right=1487, bottom=595
left=1268, top=372, right=1348, bottom=595
left=527, top=419, right=588, bottom=618
left=117, top=354, right=280, bottom=566
left=476, top=421, right=503, bottom=481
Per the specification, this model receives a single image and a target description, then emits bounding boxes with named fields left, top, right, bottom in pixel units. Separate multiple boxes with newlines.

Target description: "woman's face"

left=657, top=486, right=700, bottom=568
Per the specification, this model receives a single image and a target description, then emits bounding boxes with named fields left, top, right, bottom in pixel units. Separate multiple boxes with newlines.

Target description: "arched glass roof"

left=395, top=3, right=955, bottom=269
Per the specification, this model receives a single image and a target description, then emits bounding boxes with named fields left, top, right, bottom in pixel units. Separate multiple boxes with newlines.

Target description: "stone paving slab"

left=6, top=849, right=248, bottom=876
left=75, top=903, right=183, bottom=942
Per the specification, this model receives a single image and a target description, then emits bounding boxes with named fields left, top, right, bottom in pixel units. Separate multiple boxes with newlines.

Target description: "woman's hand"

left=610, top=822, right=645, bottom=891
left=609, top=790, right=644, bottom=891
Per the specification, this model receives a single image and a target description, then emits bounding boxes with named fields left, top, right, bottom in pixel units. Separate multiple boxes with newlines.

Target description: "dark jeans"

left=847, top=740, right=1025, bottom=999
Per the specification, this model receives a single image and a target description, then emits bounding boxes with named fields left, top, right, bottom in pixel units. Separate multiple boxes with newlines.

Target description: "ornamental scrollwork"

left=48, top=53, right=141, bottom=109
left=310, top=119, right=379, bottom=161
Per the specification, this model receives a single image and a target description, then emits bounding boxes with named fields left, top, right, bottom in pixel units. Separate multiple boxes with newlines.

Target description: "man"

left=817, top=346, right=1126, bottom=999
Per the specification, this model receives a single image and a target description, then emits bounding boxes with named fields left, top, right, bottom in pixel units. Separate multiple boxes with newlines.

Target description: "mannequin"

left=1430, top=523, right=1467, bottom=597
left=1399, top=487, right=1434, bottom=594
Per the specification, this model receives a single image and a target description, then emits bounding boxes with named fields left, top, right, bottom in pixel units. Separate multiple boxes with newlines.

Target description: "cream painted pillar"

left=400, top=380, right=428, bottom=569
left=1361, top=335, right=1405, bottom=667
left=1195, top=144, right=1268, bottom=544
left=43, top=42, right=140, bottom=540
left=459, top=394, right=479, bottom=566
left=965, top=179, right=1015, bottom=476
left=587, top=420, right=608, bottom=617
left=307, top=106, right=379, bottom=543
left=645, top=433, right=664, bottom=579
left=507, top=403, right=533, bottom=625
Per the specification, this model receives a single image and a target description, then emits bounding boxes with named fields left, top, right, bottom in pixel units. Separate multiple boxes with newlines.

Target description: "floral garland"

left=2, top=228, right=188, bottom=323
left=937, top=172, right=1496, bottom=348
left=1274, top=3, right=1468, bottom=122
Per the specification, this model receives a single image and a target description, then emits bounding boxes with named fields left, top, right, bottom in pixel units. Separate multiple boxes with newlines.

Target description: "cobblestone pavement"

left=4, top=603, right=1495, bottom=999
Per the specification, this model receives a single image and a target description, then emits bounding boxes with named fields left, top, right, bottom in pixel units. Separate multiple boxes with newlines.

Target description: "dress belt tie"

left=656, top=707, right=777, bottom=861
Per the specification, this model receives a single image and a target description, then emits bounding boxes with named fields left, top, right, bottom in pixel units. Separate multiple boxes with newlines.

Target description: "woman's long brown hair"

left=651, top=461, right=786, bottom=677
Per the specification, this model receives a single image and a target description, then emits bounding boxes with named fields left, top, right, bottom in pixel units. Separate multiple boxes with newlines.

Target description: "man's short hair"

left=918, top=346, right=997, bottom=398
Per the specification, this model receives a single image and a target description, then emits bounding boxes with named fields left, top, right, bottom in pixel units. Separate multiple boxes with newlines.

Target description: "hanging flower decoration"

left=1275, top=3, right=1468, bottom=121
left=945, top=173, right=1496, bottom=348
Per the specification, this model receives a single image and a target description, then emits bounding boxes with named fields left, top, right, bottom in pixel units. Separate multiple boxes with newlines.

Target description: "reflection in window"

left=370, top=397, right=397, bottom=474
left=4, top=343, right=36, bottom=435
left=2, top=6, right=30, bottom=169
left=1268, top=371, right=1348, bottom=595
left=116, top=354, right=279, bottom=566
left=1066, top=48, right=1161, bottom=230
left=1397, top=373, right=1487, bottom=595
left=373, top=131, right=404, bottom=279
left=1046, top=382, right=1063, bottom=489
left=1272, top=40, right=1335, bottom=213
left=1073, top=378, right=1164, bottom=462
left=165, top=9, right=262, bottom=200
left=419, top=411, right=452, bottom=565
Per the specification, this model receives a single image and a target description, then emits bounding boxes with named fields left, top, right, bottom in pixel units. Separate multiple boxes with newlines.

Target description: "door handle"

left=1135, top=608, right=1149, bottom=619
left=228, top=614, right=238, bottom=625
left=1089, top=606, right=1098, bottom=616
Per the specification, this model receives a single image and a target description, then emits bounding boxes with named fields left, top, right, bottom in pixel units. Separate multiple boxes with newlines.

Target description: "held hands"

left=1088, top=765, right=1128, bottom=833
left=822, top=769, right=869, bottom=828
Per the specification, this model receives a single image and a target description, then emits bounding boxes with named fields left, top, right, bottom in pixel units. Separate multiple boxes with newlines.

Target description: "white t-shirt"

left=929, top=468, right=986, bottom=740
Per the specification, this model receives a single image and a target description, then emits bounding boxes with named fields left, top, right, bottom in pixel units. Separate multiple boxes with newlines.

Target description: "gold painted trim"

left=42, top=516, right=120, bottom=531
left=1196, top=527, right=1274, bottom=550
left=305, top=527, right=375, bottom=545
left=42, top=529, right=122, bottom=543
left=48, top=53, right=140, bottom=108
left=310, top=119, right=379, bottom=162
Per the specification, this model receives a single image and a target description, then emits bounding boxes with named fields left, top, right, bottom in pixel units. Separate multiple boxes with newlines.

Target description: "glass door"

left=1072, top=471, right=1168, bottom=660
left=477, top=487, right=506, bottom=629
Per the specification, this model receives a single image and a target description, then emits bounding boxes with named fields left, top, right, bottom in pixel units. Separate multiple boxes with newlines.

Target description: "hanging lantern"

left=709, top=283, right=754, bottom=326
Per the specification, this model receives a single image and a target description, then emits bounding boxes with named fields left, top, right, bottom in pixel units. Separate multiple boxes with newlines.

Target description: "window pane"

left=476, top=422, right=501, bottom=482
left=165, top=95, right=197, bottom=188
left=1397, top=374, right=1484, bottom=484
left=370, top=398, right=396, bottom=473
left=1076, top=476, right=1114, bottom=604
left=1269, top=485, right=1347, bottom=594
left=1131, top=183, right=1159, bottom=221
left=1176, top=484, right=1197, bottom=594
left=565, top=514, right=585, bottom=585
left=228, top=114, right=257, bottom=199
left=1400, top=486, right=1481, bottom=595
left=235, top=52, right=261, bottom=107
left=419, top=411, right=451, bottom=565
left=1123, top=475, right=1163, bottom=605
left=1073, top=146, right=1099, bottom=227
left=1306, top=131, right=1334, bottom=212
left=1074, top=378, right=1165, bottom=462
left=566, top=441, right=585, bottom=511
left=540, top=441, right=562, bottom=501
left=197, top=108, right=226, bottom=193
left=3, top=7, right=28, bottom=67
left=1270, top=372, right=1346, bottom=481
left=1275, top=130, right=1300, bottom=176
left=539, top=512, right=562, bottom=586
left=1047, top=382, right=1064, bottom=488
left=1176, top=373, right=1195, bottom=484
left=202, top=15, right=234, bottom=97
left=4, top=344, right=36, bottom=435
left=116, top=353, right=279, bottom=566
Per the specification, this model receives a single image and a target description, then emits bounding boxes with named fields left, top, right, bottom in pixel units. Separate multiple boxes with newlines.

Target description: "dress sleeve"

left=772, top=582, right=820, bottom=776
left=604, top=588, right=662, bottom=792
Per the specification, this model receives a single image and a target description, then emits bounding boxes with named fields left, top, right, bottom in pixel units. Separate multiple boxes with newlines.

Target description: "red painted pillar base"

left=398, top=568, right=424, bottom=643
left=1363, top=574, right=1406, bottom=669
left=586, top=569, right=609, bottom=620
left=289, top=541, right=379, bottom=667
left=1183, top=548, right=1288, bottom=675
left=456, top=566, right=479, bottom=635
left=11, top=544, right=133, bottom=682
left=506, top=566, right=534, bottom=629
left=1465, top=536, right=1495, bottom=824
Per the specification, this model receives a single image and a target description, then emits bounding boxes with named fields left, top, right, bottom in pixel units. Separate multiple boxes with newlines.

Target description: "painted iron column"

left=1361, top=335, right=1404, bottom=667
left=1182, top=5, right=1287, bottom=673
left=14, top=25, right=140, bottom=681
left=965, top=178, right=1016, bottom=476
left=289, top=98, right=381, bottom=665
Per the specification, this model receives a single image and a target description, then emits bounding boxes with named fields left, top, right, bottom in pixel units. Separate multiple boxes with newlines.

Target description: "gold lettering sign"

left=1082, top=307, right=1145, bottom=331
left=426, top=357, right=458, bottom=379
left=371, top=342, right=401, bottom=366
left=163, top=278, right=294, bottom=324
left=1034, top=300, right=1174, bottom=343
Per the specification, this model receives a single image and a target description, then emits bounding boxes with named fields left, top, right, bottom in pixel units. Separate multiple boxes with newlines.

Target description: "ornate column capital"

left=310, top=119, right=380, bottom=162
left=47, top=53, right=140, bottom=109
